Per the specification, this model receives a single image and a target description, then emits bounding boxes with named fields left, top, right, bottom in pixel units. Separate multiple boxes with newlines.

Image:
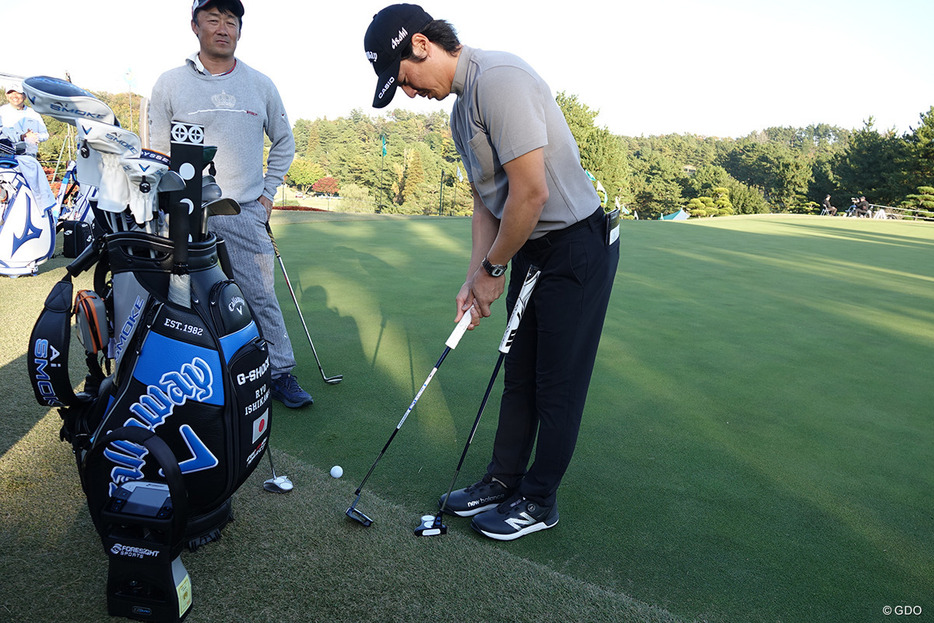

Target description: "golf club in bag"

left=415, top=265, right=541, bottom=537
left=24, top=76, right=272, bottom=553
left=265, top=222, right=342, bottom=385
left=346, top=309, right=474, bottom=527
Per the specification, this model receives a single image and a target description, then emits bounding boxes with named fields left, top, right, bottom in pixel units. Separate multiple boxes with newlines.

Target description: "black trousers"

left=487, top=208, right=620, bottom=507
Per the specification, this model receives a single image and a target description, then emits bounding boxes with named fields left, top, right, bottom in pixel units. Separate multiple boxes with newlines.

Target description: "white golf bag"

left=0, top=139, right=57, bottom=276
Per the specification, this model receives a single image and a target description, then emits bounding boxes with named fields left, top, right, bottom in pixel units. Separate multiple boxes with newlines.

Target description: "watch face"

left=483, top=258, right=506, bottom=277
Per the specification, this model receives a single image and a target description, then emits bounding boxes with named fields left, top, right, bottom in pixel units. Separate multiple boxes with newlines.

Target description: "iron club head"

left=325, top=374, right=343, bottom=385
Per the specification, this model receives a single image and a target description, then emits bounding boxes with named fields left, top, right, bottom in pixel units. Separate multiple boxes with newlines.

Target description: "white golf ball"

left=330, top=465, right=343, bottom=478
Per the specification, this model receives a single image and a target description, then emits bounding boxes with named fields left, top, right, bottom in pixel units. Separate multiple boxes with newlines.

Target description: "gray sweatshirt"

left=149, top=55, right=294, bottom=204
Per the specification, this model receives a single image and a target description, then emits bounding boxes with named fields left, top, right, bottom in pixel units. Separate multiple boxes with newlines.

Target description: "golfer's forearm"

left=485, top=148, right=547, bottom=265
left=468, top=192, right=500, bottom=277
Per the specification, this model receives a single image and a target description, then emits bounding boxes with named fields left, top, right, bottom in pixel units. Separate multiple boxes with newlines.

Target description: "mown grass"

left=2, top=213, right=931, bottom=622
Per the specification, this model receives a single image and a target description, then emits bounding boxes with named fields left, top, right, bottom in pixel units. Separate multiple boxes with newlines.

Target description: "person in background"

left=0, top=84, right=49, bottom=158
left=821, top=194, right=836, bottom=216
left=150, top=0, right=313, bottom=408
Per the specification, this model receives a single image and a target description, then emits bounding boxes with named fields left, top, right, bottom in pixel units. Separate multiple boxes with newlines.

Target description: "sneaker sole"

left=471, top=515, right=559, bottom=541
left=442, top=501, right=501, bottom=518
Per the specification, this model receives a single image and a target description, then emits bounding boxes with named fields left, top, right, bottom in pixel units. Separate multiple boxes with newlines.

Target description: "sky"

left=3, top=0, right=932, bottom=138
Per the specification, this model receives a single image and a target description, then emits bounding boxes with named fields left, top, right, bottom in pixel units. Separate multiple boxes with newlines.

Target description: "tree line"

left=10, top=89, right=934, bottom=220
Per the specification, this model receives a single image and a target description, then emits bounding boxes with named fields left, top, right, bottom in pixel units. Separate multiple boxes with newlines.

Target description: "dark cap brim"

left=372, top=56, right=401, bottom=109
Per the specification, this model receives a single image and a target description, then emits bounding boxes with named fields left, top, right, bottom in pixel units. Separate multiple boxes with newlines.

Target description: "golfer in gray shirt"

left=365, top=4, right=619, bottom=541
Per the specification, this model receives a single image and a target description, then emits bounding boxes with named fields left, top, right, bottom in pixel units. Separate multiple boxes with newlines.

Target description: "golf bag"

left=0, top=139, right=57, bottom=276
left=58, top=159, right=99, bottom=259
left=24, top=75, right=271, bottom=550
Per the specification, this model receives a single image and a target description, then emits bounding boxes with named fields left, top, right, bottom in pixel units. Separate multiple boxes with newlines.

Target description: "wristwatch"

left=481, top=257, right=507, bottom=278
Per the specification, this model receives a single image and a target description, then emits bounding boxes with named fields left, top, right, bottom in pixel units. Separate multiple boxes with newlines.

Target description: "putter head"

left=263, top=475, right=293, bottom=493
left=414, top=514, right=447, bottom=537
left=346, top=505, right=373, bottom=527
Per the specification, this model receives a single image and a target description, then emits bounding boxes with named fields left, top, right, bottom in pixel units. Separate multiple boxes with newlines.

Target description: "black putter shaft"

left=265, top=222, right=342, bottom=384
left=347, top=309, right=474, bottom=527
left=433, top=265, right=541, bottom=526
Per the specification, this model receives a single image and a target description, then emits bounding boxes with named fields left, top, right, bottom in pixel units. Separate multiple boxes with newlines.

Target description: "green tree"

left=832, top=118, right=904, bottom=205
left=287, top=158, right=325, bottom=195
left=556, top=92, right=632, bottom=208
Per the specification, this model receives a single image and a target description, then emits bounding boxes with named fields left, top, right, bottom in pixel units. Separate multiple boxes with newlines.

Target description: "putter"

left=347, top=309, right=474, bottom=527
left=417, top=266, right=541, bottom=537
left=263, top=446, right=293, bottom=493
left=265, top=223, right=343, bottom=385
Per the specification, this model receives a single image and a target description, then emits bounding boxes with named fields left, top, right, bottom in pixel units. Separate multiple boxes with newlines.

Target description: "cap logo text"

left=390, top=27, right=408, bottom=49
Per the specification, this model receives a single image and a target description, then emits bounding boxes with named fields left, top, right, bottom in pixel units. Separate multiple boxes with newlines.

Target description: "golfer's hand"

left=259, top=195, right=273, bottom=220
left=456, top=282, right=480, bottom=330
left=469, top=267, right=505, bottom=320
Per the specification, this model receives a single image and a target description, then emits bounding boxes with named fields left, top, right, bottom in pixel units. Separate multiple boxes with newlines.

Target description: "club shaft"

left=266, top=223, right=340, bottom=382
left=353, top=347, right=451, bottom=496
left=438, top=353, right=504, bottom=515
left=267, top=445, right=278, bottom=479
left=438, top=265, right=541, bottom=517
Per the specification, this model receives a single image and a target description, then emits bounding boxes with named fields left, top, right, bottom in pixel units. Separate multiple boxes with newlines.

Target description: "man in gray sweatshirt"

left=150, top=0, right=313, bottom=408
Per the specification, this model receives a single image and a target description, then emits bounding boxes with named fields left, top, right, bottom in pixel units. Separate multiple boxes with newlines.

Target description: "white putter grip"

left=499, top=267, right=541, bottom=354
left=445, top=307, right=475, bottom=349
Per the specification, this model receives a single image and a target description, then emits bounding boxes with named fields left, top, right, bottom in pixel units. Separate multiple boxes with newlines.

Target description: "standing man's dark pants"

left=488, top=207, right=620, bottom=507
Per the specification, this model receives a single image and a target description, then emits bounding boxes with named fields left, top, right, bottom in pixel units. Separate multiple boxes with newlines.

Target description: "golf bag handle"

left=83, top=426, right=190, bottom=542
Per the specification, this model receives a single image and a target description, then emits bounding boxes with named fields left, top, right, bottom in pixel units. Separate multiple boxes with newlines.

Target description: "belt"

left=521, top=207, right=603, bottom=252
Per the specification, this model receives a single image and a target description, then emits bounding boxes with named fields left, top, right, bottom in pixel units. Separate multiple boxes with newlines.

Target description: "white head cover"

left=21, top=76, right=116, bottom=126
left=121, top=149, right=171, bottom=225
left=81, top=119, right=142, bottom=214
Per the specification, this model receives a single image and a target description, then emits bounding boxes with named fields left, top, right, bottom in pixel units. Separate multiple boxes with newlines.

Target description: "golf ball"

left=330, top=465, right=343, bottom=478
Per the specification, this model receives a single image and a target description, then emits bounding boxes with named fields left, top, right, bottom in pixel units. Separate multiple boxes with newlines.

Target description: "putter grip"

left=445, top=307, right=474, bottom=349
left=499, top=266, right=541, bottom=354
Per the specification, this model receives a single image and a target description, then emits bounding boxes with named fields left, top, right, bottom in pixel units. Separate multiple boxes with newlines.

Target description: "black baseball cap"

left=192, top=0, right=244, bottom=20
left=364, top=4, right=433, bottom=108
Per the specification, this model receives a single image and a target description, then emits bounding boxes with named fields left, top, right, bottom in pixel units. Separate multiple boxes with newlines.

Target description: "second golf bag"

left=24, top=75, right=272, bottom=550
left=0, top=138, right=57, bottom=276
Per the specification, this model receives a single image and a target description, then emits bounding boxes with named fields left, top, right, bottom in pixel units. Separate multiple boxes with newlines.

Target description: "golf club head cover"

left=122, top=149, right=172, bottom=225
left=80, top=120, right=142, bottom=215
left=22, top=75, right=117, bottom=126
left=74, top=122, right=104, bottom=188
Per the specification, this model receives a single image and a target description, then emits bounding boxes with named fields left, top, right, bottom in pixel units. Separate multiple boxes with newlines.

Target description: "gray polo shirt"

left=450, top=46, right=599, bottom=238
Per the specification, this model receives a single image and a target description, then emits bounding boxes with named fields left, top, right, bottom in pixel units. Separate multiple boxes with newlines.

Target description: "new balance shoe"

left=438, top=476, right=513, bottom=517
left=271, top=373, right=314, bottom=408
left=470, top=495, right=559, bottom=541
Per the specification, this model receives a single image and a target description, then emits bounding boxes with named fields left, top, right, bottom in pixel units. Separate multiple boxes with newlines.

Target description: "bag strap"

left=27, top=275, right=81, bottom=408
left=83, top=425, right=190, bottom=543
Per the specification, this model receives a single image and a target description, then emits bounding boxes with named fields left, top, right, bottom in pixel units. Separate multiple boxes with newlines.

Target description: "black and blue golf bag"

left=24, top=75, right=272, bottom=550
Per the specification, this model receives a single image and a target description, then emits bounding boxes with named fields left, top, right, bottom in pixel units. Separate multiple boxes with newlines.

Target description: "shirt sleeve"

left=148, top=74, right=173, bottom=155
left=262, top=83, right=295, bottom=201
left=476, top=66, right=548, bottom=165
